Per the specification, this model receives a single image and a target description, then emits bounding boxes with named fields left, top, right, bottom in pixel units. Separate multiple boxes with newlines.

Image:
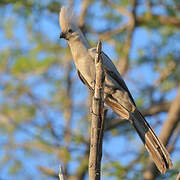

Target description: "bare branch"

left=159, top=86, right=180, bottom=146
left=99, top=24, right=129, bottom=40
left=59, top=165, right=66, bottom=180
left=142, top=101, right=171, bottom=116
left=104, top=117, right=127, bottom=130
left=89, top=41, right=105, bottom=180
left=155, top=61, right=176, bottom=86
left=168, top=124, right=180, bottom=153
left=106, top=1, right=132, bottom=21
left=118, top=0, right=137, bottom=75
left=105, top=0, right=137, bottom=75
left=137, top=15, right=180, bottom=28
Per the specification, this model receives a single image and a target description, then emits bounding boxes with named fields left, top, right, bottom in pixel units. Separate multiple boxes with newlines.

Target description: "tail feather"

left=105, top=97, right=173, bottom=173
left=131, top=109, right=173, bottom=173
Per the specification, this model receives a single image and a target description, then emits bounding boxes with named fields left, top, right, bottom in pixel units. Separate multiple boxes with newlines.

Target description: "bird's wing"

left=88, top=47, right=136, bottom=106
left=77, top=70, right=93, bottom=92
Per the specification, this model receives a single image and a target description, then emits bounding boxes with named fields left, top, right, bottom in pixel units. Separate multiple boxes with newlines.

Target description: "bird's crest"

left=59, top=6, right=77, bottom=32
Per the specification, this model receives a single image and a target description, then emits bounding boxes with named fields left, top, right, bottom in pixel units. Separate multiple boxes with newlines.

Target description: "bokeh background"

left=0, top=0, right=180, bottom=179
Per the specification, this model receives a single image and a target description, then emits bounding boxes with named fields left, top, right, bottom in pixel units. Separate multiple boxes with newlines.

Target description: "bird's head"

left=59, top=6, right=78, bottom=41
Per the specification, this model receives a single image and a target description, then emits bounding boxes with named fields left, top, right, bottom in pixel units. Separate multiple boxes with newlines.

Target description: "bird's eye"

left=68, top=29, right=73, bottom=33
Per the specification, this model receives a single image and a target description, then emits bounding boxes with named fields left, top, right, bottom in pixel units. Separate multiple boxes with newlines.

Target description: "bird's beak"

left=59, top=32, right=66, bottom=39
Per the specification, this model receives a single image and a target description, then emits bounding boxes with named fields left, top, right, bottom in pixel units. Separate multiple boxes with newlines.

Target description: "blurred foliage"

left=0, top=0, right=179, bottom=180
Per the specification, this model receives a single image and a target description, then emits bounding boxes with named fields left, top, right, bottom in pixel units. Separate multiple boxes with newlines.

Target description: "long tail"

left=106, top=97, right=173, bottom=173
left=131, top=109, right=173, bottom=173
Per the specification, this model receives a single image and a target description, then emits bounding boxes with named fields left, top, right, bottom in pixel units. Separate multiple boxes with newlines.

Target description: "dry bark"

left=89, top=41, right=105, bottom=180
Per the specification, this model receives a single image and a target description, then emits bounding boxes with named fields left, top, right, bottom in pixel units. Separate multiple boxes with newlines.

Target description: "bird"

left=59, top=6, right=173, bottom=174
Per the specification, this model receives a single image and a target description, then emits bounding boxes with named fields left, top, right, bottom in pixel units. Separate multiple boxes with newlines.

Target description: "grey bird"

left=59, top=6, right=173, bottom=174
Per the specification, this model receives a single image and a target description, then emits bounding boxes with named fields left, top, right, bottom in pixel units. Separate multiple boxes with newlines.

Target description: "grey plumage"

left=59, top=6, right=173, bottom=173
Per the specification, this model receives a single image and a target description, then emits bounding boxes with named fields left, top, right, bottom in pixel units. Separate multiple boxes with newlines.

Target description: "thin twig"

left=89, top=41, right=105, bottom=180
left=59, top=165, right=65, bottom=180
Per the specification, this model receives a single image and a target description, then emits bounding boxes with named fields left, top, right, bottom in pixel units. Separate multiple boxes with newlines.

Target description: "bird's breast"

left=69, top=43, right=96, bottom=87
